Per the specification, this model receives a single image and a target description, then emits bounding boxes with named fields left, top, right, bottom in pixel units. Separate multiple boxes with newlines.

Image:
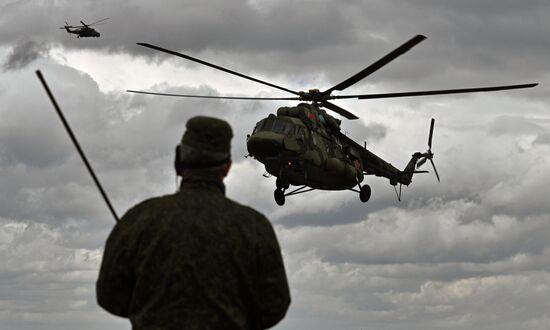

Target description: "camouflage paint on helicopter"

left=248, top=104, right=359, bottom=190
left=246, top=103, right=429, bottom=205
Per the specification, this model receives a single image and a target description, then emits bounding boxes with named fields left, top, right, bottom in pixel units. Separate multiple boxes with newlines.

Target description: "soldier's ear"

left=174, top=145, right=184, bottom=176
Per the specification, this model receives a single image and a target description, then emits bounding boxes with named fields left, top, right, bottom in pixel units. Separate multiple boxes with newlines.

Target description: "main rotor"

left=60, top=17, right=109, bottom=30
left=127, top=35, right=537, bottom=120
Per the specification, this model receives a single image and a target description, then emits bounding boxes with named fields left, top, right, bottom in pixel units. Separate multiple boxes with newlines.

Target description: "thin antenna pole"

left=36, top=70, right=119, bottom=222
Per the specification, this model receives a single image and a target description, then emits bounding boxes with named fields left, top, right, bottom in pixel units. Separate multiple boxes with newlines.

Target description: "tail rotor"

left=416, top=118, right=440, bottom=182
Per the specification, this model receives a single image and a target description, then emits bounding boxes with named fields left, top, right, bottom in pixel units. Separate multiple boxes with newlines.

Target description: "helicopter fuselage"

left=65, top=26, right=100, bottom=38
left=247, top=104, right=363, bottom=190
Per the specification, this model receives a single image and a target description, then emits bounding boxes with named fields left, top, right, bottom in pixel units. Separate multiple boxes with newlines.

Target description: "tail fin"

left=400, top=152, right=425, bottom=185
left=399, top=118, right=439, bottom=185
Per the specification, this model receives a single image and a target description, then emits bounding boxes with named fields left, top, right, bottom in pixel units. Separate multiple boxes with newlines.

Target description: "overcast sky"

left=1, top=0, right=550, bottom=329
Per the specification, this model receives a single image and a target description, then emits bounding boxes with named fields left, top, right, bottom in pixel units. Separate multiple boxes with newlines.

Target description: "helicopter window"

left=332, top=142, right=343, bottom=157
left=271, top=119, right=294, bottom=135
left=320, top=136, right=331, bottom=155
left=296, top=127, right=305, bottom=141
left=311, top=134, right=318, bottom=146
left=253, top=119, right=266, bottom=134
left=272, top=120, right=285, bottom=133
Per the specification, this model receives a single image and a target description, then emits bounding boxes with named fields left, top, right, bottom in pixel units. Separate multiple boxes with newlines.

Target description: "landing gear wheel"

left=274, top=189, right=285, bottom=206
left=359, top=185, right=371, bottom=203
left=276, top=177, right=289, bottom=190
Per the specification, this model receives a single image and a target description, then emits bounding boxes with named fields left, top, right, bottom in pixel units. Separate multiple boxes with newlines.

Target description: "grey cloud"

left=533, top=132, right=550, bottom=146
left=0, top=0, right=354, bottom=55
left=280, top=203, right=550, bottom=266
left=364, top=122, right=387, bottom=142
left=489, top=115, right=545, bottom=136
left=0, top=118, right=72, bottom=168
left=330, top=1, right=549, bottom=103
left=1, top=0, right=547, bottom=103
left=344, top=121, right=388, bottom=144
left=3, top=40, right=49, bottom=71
left=281, top=247, right=550, bottom=330
left=0, top=217, right=127, bottom=330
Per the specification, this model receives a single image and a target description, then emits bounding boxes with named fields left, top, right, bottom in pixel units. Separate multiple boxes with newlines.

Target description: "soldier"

left=96, top=116, right=291, bottom=329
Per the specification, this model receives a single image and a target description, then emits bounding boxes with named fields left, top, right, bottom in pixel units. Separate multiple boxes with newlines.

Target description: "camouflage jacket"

left=96, top=171, right=291, bottom=329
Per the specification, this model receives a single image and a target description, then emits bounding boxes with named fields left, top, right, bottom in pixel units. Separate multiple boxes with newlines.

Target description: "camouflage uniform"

left=97, top=117, right=290, bottom=329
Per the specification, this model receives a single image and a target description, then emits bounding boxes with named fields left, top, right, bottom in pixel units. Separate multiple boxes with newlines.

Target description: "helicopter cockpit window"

left=271, top=119, right=294, bottom=135
left=253, top=119, right=267, bottom=134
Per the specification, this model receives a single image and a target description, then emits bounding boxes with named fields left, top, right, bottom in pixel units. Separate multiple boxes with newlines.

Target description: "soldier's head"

left=175, top=116, right=233, bottom=178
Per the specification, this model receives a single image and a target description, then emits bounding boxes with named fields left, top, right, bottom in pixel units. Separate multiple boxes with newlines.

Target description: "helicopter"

left=127, top=34, right=537, bottom=206
left=59, top=18, right=109, bottom=38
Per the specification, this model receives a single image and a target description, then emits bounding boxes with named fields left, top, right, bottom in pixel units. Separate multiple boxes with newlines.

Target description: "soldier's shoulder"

left=223, top=196, right=271, bottom=224
left=119, top=194, right=177, bottom=223
left=137, top=193, right=178, bottom=208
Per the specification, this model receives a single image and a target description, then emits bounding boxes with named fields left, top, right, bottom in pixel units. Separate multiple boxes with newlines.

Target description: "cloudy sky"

left=1, top=0, right=549, bottom=329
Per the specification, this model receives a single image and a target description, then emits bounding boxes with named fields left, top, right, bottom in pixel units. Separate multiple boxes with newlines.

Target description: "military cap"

left=179, top=116, right=233, bottom=168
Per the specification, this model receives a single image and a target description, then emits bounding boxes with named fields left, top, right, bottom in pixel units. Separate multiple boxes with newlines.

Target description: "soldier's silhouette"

left=97, top=116, right=290, bottom=329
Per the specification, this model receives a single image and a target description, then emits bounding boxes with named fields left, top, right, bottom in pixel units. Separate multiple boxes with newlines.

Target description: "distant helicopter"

left=60, top=18, right=109, bottom=38
left=128, top=35, right=537, bottom=206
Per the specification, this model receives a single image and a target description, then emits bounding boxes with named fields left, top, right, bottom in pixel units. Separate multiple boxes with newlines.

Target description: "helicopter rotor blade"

left=322, top=34, right=426, bottom=95
left=80, top=21, right=89, bottom=27
left=321, top=101, right=359, bottom=120
left=60, top=21, right=72, bottom=29
left=428, top=118, right=435, bottom=149
left=88, top=17, right=110, bottom=26
left=127, top=90, right=300, bottom=101
left=327, top=83, right=538, bottom=100
left=137, top=43, right=302, bottom=97
left=430, top=158, right=441, bottom=182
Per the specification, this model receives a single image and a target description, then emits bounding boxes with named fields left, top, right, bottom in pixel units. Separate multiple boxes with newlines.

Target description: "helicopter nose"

left=247, top=131, right=284, bottom=157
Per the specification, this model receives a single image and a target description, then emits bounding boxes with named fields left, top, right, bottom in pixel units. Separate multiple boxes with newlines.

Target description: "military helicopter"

left=127, top=35, right=537, bottom=206
left=59, top=18, right=109, bottom=38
